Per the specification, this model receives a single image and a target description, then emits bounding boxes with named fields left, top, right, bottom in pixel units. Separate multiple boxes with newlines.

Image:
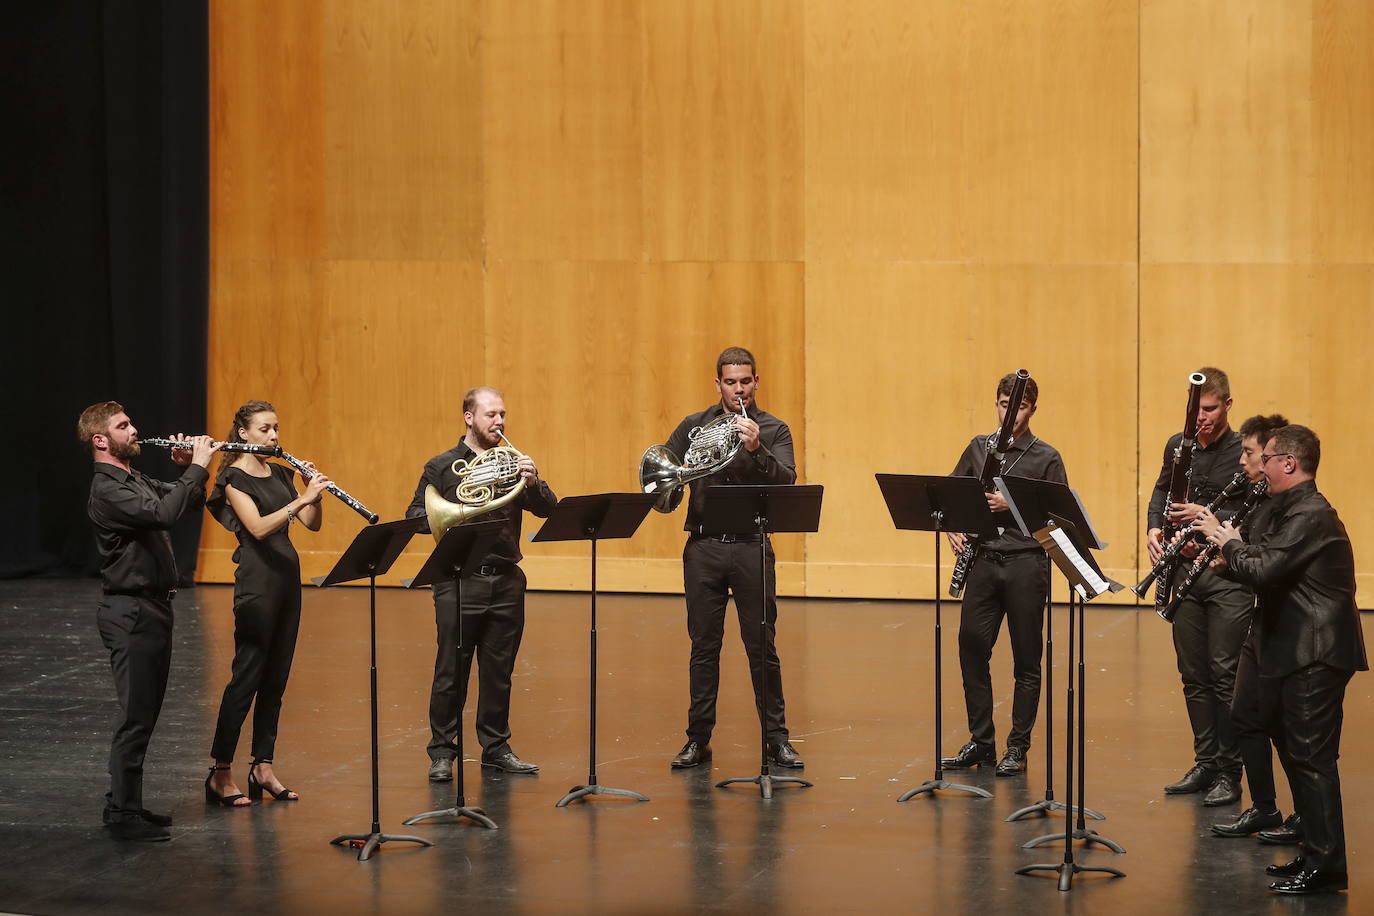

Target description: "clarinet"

left=139, top=437, right=282, bottom=456
left=949, top=368, right=1031, bottom=598
left=1131, top=470, right=1247, bottom=601
left=1159, top=478, right=1268, bottom=622
left=278, top=450, right=380, bottom=524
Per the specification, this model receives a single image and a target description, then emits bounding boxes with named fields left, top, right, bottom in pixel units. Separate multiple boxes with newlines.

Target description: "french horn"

left=425, top=432, right=526, bottom=541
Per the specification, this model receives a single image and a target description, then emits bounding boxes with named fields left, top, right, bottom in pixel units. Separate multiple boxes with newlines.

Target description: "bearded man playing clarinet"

left=1197, top=424, right=1367, bottom=895
left=664, top=347, right=802, bottom=771
left=81, top=401, right=217, bottom=842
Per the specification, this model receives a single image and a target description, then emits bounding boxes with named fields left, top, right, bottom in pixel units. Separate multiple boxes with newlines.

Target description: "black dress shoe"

left=1270, top=868, right=1348, bottom=895
left=1202, top=773, right=1241, bottom=807
left=1211, top=806, right=1283, bottom=837
left=105, top=818, right=172, bottom=842
left=427, top=757, right=454, bottom=782
left=671, top=741, right=711, bottom=769
left=769, top=741, right=805, bottom=768
left=1163, top=764, right=1217, bottom=795
left=941, top=741, right=996, bottom=770
left=1266, top=855, right=1306, bottom=878
left=103, top=807, right=173, bottom=827
left=481, top=751, right=539, bottom=774
left=995, top=746, right=1027, bottom=776
left=1258, top=813, right=1303, bottom=845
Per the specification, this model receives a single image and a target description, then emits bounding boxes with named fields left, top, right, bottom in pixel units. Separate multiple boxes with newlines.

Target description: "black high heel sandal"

left=248, top=758, right=299, bottom=801
left=205, top=765, right=250, bottom=807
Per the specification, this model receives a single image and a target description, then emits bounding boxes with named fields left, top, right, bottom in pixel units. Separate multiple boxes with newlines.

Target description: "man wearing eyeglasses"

left=1146, top=367, right=1254, bottom=807
left=1196, top=425, right=1366, bottom=895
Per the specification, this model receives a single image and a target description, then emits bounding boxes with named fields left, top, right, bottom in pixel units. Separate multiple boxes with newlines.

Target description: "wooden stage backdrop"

left=204, top=0, right=1374, bottom=605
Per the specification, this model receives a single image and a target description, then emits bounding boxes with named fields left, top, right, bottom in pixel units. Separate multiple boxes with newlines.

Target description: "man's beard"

left=110, top=439, right=141, bottom=461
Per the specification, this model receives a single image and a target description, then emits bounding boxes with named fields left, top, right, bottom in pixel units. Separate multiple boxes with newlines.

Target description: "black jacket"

left=1222, top=479, right=1368, bottom=677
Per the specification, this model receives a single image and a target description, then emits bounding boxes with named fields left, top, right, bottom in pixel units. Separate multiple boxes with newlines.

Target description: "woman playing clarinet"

left=203, top=400, right=330, bottom=806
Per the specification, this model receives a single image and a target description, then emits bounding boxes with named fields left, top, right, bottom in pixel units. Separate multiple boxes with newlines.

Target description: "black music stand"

left=875, top=474, right=996, bottom=803
left=531, top=493, right=658, bottom=808
left=994, top=477, right=1105, bottom=825
left=314, top=517, right=432, bottom=862
left=704, top=484, right=823, bottom=800
left=997, top=480, right=1125, bottom=890
left=400, top=520, right=505, bottom=831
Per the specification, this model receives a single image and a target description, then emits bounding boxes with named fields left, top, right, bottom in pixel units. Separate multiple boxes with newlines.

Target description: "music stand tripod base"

left=403, top=800, right=499, bottom=830
left=1022, top=826, right=1124, bottom=852
left=715, top=772, right=813, bottom=800
left=557, top=784, right=650, bottom=807
left=897, top=776, right=992, bottom=802
left=1006, top=798, right=1104, bottom=822
left=1015, top=861, right=1126, bottom=892
left=330, top=830, right=434, bottom=862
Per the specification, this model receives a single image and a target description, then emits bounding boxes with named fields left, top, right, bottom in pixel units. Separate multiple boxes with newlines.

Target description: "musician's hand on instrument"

left=1167, top=501, right=1204, bottom=525
left=1192, top=507, right=1221, bottom=540
left=303, top=471, right=331, bottom=504
left=189, top=435, right=219, bottom=468
left=947, top=532, right=968, bottom=556
left=168, top=433, right=193, bottom=466
left=735, top=416, right=761, bottom=452
left=517, top=455, right=538, bottom=481
left=295, top=459, right=318, bottom=483
left=986, top=491, right=1008, bottom=512
left=1208, top=553, right=1230, bottom=572
left=1180, top=539, right=1202, bottom=559
left=1146, top=528, right=1164, bottom=564
left=1205, top=520, right=1241, bottom=549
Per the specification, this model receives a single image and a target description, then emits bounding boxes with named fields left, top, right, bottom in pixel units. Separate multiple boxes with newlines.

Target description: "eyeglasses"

left=1260, top=453, right=1293, bottom=466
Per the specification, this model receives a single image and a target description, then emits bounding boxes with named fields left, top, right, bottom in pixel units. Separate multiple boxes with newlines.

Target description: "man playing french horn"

left=658, top=347, right=804, bottom=771
left=406, top=386, right=555, bottom=779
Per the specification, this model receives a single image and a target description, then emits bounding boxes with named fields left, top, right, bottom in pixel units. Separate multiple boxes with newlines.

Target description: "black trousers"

left=957, top=550, right=1047, bottom=751
left=427, top=567, right=526, bottom=761
left=1276, top=663, right=1352, bottom=874
left=210, top=567, right=302, bottom=762
left=1169, top=566, right=1253, bottom=775
left=683, top=537, right=788, bottom=746
left=1230, top=633, right=1293, bottom=805
left=97, top=594, right=173, bottom=817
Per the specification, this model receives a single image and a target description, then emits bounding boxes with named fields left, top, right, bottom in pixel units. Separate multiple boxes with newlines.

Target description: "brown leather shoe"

left=671, top=741, right=711, bottom=769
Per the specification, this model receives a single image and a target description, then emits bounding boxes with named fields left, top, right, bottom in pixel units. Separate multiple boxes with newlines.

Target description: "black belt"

left=470, top=563, right=514, bottom=577
left=980, top=549, right=1039, bottom=564
left=104, top=588, right=177, bottom=603
left=693, top=532, right=761, bottom=544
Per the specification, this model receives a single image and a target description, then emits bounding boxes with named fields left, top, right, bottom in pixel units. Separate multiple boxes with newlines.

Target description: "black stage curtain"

left=2, top=2, right=209, bottom=580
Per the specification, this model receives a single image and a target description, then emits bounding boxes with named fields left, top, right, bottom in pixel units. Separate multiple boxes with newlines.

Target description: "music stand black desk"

left=875, top=474, right=997, bottom=803
left=997, top=478, right=1125, bottom=890
left=991, top=474, right=1106, bottom=825
left=399, top=520, right=504, bottom=831
left=702, top=484, right=822, bottom=799
left=530, top=492, right=658, bottom=808
left=314, top=517, right=431, bottom=862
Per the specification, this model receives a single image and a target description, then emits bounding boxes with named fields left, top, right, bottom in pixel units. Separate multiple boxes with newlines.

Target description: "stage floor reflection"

left=0, top=579, right=1365, bottom=914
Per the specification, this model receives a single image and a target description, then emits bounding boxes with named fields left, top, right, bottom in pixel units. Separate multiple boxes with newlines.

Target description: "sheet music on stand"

left=1039, top=522, right=1114, bottom=600
left=993, top=477, right=1122, bottom=602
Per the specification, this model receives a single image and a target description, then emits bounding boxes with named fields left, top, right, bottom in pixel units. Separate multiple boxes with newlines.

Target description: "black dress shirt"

left=666, top=403, right=796, bottom=534
left=1148, top=428, right=1244, bottom=530
left=406, top=441, right=556, bottom=565
left=88, top=462, right=209, bottom=593
left=951, top=433, right=1068, bottom=551
left=1222, top=480, right=1368, bottom=678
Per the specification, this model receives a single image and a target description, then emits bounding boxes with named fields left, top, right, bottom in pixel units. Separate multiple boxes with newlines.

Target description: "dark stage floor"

left=1, top=579, right=1368, bottom=914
